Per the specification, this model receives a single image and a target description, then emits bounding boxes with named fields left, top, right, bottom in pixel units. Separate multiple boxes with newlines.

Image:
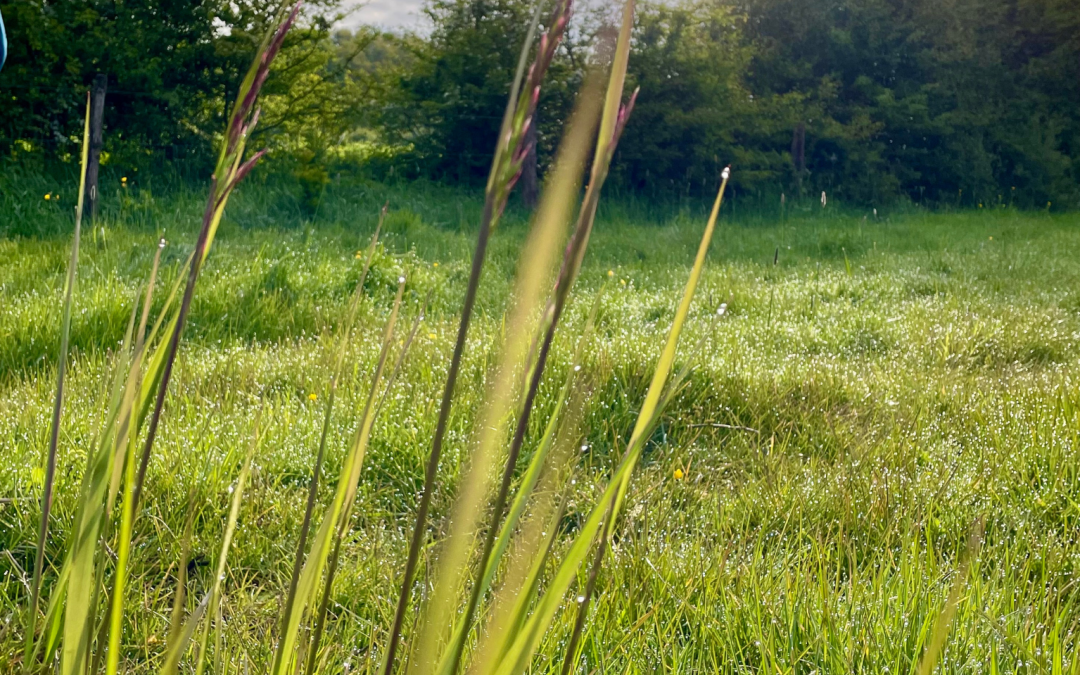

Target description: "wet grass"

left=2, top=181, right=1080, bottom=673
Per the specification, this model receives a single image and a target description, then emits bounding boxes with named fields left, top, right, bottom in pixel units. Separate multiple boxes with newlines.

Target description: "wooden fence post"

left=520, top=109, right=539, bottom=209
left=791, top=121, right=806, bottom=197
left=85, top=74, right=107, bottom=220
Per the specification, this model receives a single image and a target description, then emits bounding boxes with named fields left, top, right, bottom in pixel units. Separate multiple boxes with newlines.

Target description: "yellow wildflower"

left=44, top=193, right=51, bottom=201
left=308, top=393, right=318, bottom=401
left=673, top=468, right=684, bottom=480
left=607, top=269, right=614, bottom=277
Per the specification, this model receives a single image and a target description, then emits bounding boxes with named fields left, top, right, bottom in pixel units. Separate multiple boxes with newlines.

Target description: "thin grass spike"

left=276, top=205, right=385, bottom=673
left=25, top=8, right=299, bottom=675
left=132, top=1, right=301, bottom=515
left=271, top=277, right=406, bottom=675
left=306, top=296, right=428, bottom=675
left=491, top=167, right=731, bottom=675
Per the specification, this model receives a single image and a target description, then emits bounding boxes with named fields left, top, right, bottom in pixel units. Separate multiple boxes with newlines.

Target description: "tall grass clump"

left=20, top=5, right=299, bottom=673
left=17, top=0, right=748, bottom=670
left=380, top=1, right=575, bottom=671
left=373, top=1, right=737, bottom=674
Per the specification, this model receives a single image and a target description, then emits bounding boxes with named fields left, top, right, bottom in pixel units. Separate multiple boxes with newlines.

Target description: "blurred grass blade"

left=915, top=519, right=984, bottom=675
left=444, top=5, right=637, bottom=670
left=382, top=3, right=572, bottom=672
left=159, top=593, right=211, bottom=675
left=440, top=286, right=605, bottom=675
left=480, top=289, right=603, bottom=602
left=23, top=90, right=91, bottom=672
left=467, top=386, right=589, bottom=675
left=411, top=72, right=602, bottom=675
left=492, top=167, right=732, bottom=675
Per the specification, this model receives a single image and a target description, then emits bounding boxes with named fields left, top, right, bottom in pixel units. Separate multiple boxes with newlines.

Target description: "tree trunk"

left=520, top=110, right=539, bottom=209
left=85, top=74, right=108, bottom=220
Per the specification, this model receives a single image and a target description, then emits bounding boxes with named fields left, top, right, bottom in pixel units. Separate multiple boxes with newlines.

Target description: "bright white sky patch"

left=339, top=0, right=426, bottom=31
left=337, top=0, right=629, bottom=34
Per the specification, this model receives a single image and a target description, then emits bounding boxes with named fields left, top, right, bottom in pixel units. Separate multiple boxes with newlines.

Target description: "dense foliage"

left=2, top=0, right=1078, bottom=205
left=0, top=0, right=365, bottom=172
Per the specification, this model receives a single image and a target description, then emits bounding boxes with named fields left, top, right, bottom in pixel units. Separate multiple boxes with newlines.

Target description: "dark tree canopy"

left=2, top=0, right=1078, bottom=206
left=0, top=0, right=344, bottom=170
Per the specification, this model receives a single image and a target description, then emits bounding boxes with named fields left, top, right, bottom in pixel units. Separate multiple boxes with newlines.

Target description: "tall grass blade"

left=271, top=278, right=406, bottom=675
left=104, top=241, right=167, bottom=675
left=558, top=305, right=723, bottom=675
left=277, top=206, right=386, bottom=671
left=307, top=295, right=428, bottom=675
left=132, top=1, right=300, bottom=514
left=23, top=8, right=298, bottom=674
left=439, top=285, right=605, bottom=675
left=465, top=384, right=589, bottom=675
left=194, top=421, right=263, bottom=675
left=62, top=300, right=140, bottom=675
left=443, top=5, right=637, bottom=669
left=23, top=91, right=91, bottom=673
left=104, top=382, right=140, bottom=675
left=557, top=502, right=611, bottom=675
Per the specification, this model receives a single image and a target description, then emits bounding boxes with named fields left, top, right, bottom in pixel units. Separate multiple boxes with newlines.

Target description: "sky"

left=339, top=0, right=427, bottom=31
left=337, top=0, right=621, bottom=33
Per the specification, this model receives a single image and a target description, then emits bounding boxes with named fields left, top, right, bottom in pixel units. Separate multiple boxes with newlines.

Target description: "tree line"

left=1, top=0, right=1078, bottom=207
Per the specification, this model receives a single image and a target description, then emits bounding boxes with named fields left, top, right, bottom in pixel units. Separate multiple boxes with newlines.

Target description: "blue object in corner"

left=0, top=9, right=7, bottom=72
left=0, top=8, right=6, bottom=72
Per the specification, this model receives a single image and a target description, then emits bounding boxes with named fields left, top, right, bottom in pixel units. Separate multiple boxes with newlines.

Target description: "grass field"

left=3, top=177, right=1080, bottom=673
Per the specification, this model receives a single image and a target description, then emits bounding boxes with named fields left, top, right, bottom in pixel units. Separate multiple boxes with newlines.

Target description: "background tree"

left=377, top=0, right=579, bottom=184
left=0, top=0, right=345, bottom=171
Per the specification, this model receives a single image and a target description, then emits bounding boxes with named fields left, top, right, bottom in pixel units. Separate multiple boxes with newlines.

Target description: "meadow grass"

left=2, top=177, right=1080, bottom=672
